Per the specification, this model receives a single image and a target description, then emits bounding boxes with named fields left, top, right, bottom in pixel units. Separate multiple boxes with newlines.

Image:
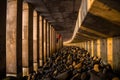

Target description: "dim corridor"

left=3, top=46, right=120, bottom=80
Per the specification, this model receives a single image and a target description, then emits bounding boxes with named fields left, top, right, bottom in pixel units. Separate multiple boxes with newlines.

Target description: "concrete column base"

left=22, top=67, right=29, bottom=76
left=33, top=62, right=38, bottom=71
left=39, top=60, right=43, bottom=67
left=6, top=73, right=17, bottom=77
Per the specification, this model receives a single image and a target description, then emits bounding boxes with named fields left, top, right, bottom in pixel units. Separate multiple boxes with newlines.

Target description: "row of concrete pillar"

left=0, top=0, right=63, bottom=79
left=79, top=37, right=120, bottom=72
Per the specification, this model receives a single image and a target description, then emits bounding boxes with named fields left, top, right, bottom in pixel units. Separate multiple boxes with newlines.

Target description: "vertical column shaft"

left=43, top=19, right=47, bottom=63
left=51, top=27, right=54, bottom=54
left=22, top=3, right=33, bottom=76
left=91, top=40, right=94, bottom=57
left=28, top=4, right=33, bottom=73
left=6, top=0, right=22, bottom=77
left=33, top=11, right=38, bottom=71
left=107, top=38, right=113, bottom=68
left=53, top=29, right=56, bottom=52
left=93, top=40, right=97, bottom=56
left=56, top=33, right=59, bottom=51
left=58, top=34, right=62, bottom=49
left=61, top=37, right=63, bottom=48
left=100, top=39, right=107, bottom=63
left=37, top=13, right=40, bottom=67
left=113, top=37, right=120, bottom=72
left=97, top=40, right=101, bottom=58
left=39, top=16, right=43, bottom=66
left=50, top=26, right=52, bottom=56
left=22, top=3, right=29, bottom=76
left=47, top=23, right=50, bottom=58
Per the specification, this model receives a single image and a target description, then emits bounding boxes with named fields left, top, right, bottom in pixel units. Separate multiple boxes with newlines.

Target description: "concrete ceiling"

left=73, top=0, right=120, bottom=43
left=25, top=0, right=82, bottom=41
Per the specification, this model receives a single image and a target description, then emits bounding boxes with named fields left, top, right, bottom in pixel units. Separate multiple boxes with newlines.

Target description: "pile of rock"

left=3, top=46, right=120, bottom=80
left=31, top=46, right=120, bottom=80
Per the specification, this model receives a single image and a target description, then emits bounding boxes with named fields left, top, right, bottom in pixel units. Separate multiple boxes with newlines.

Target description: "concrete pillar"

left=86, top=41, right=88, bottom=51
left=51, top=27, right=54, bottom=54
left=50, top=25, right=52, bottom=56
left=0, top=0, right=6, bottom=79
left=37, top=13, right=40, bottom=67
left=6, top=0, right=22, bottom=77
left=59, top=36, right=61, bottom=49
left=84, top=42, right=86, bottom=49
left=28, top=4, right=33, bottom=74
left=56, top=33, right=59, bottom=51
left=60, top=36, right=63, bottom=48
left=22, top=3, right=33, bottom=76
left=97, top=39, right=101, bottom=58
left=113, top=37, right=120, bottom=72
left=107, top=38, right=113, bottom=68
left=58, top=34, right=62, bottom=49
left=58, top=35, right=60, bottom=49
left=100, top=39, right=107, bottom=64
left=93, top=40, right=97, bottom=56
left=87, top=41, right=91, bottom=53
left=47, top=23, right=50, bottom=58
left=91, top=40, right=94, bottom=57
left=33, top=11, right=38, bottom=71
left=53, top=29, right=56, bottom=52
left=39, top=16, right=44, bottom=66
left=43, top=19, right=47, bottom=63
left=22, top=3, right=29, bottom=76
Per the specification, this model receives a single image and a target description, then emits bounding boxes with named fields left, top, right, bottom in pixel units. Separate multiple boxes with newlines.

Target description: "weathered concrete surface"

left=25, top=0, right=82, bottom=41
left=50, top=26, right=52, bottom=56
left=113, top=37, right=120, bottom=73
left=39, top=16, right=44, bottom=66
left=74, top=0, right=120, bottom=42
left=47, top=23, right=50, bottom=58
left=33, top=11, right=38, bottom=71
left=6, top=0, right=22, bottom=77
left=43, top=19, right=47, bottom=63
left=22, top=3, right=34, bottom=76
left=28, top=4, right=33, bottom=74
left=22, top=3, right=29, bottom=76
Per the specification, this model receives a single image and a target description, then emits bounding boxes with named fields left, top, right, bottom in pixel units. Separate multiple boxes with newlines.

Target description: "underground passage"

left=0, top=0, right=120, bottom=80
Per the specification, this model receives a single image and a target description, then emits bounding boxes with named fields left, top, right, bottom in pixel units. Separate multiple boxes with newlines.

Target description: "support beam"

left=100, top=39, right=107, bottom=64
left=43, top=19, right=47, bottom=63
left=60, top=36, right=63, bottom=48
left=91, top=40, right=94, bottom=57
left=51, top=27, right=54, bottom=54
left=93, top=40, right=97, bottom=56
left=52, top=29, right=56, bottom=53
left=22, top=3, right=33, bottom=76
left=37, top=13, right=40, bottom=67
left=22, top=3, right=29, bottom=76
left=87, top=41, right=91, bottom=53
left=56, top=33, right=59, bottom=51
left=47, top=23, right=50, bottom=58
left=107, top=38, right=113, bottom=68
left=33, top=11, right=38, bottom=71
left=28, top=3, right=33, bottom=74
left=80, top=26, right=108, bottom=37
left=113, top=37, right=120, bottom=72
left=39, top=16, right=44, bottom=66
left=6, top=0, right=22, bottom=77
left=97, top=40, right=101, bottom=58
left=50, top=25, right=52, bottom=56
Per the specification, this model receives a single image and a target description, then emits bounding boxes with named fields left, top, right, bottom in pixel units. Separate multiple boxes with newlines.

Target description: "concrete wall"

left=65, top=37, right=120, bottom=72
